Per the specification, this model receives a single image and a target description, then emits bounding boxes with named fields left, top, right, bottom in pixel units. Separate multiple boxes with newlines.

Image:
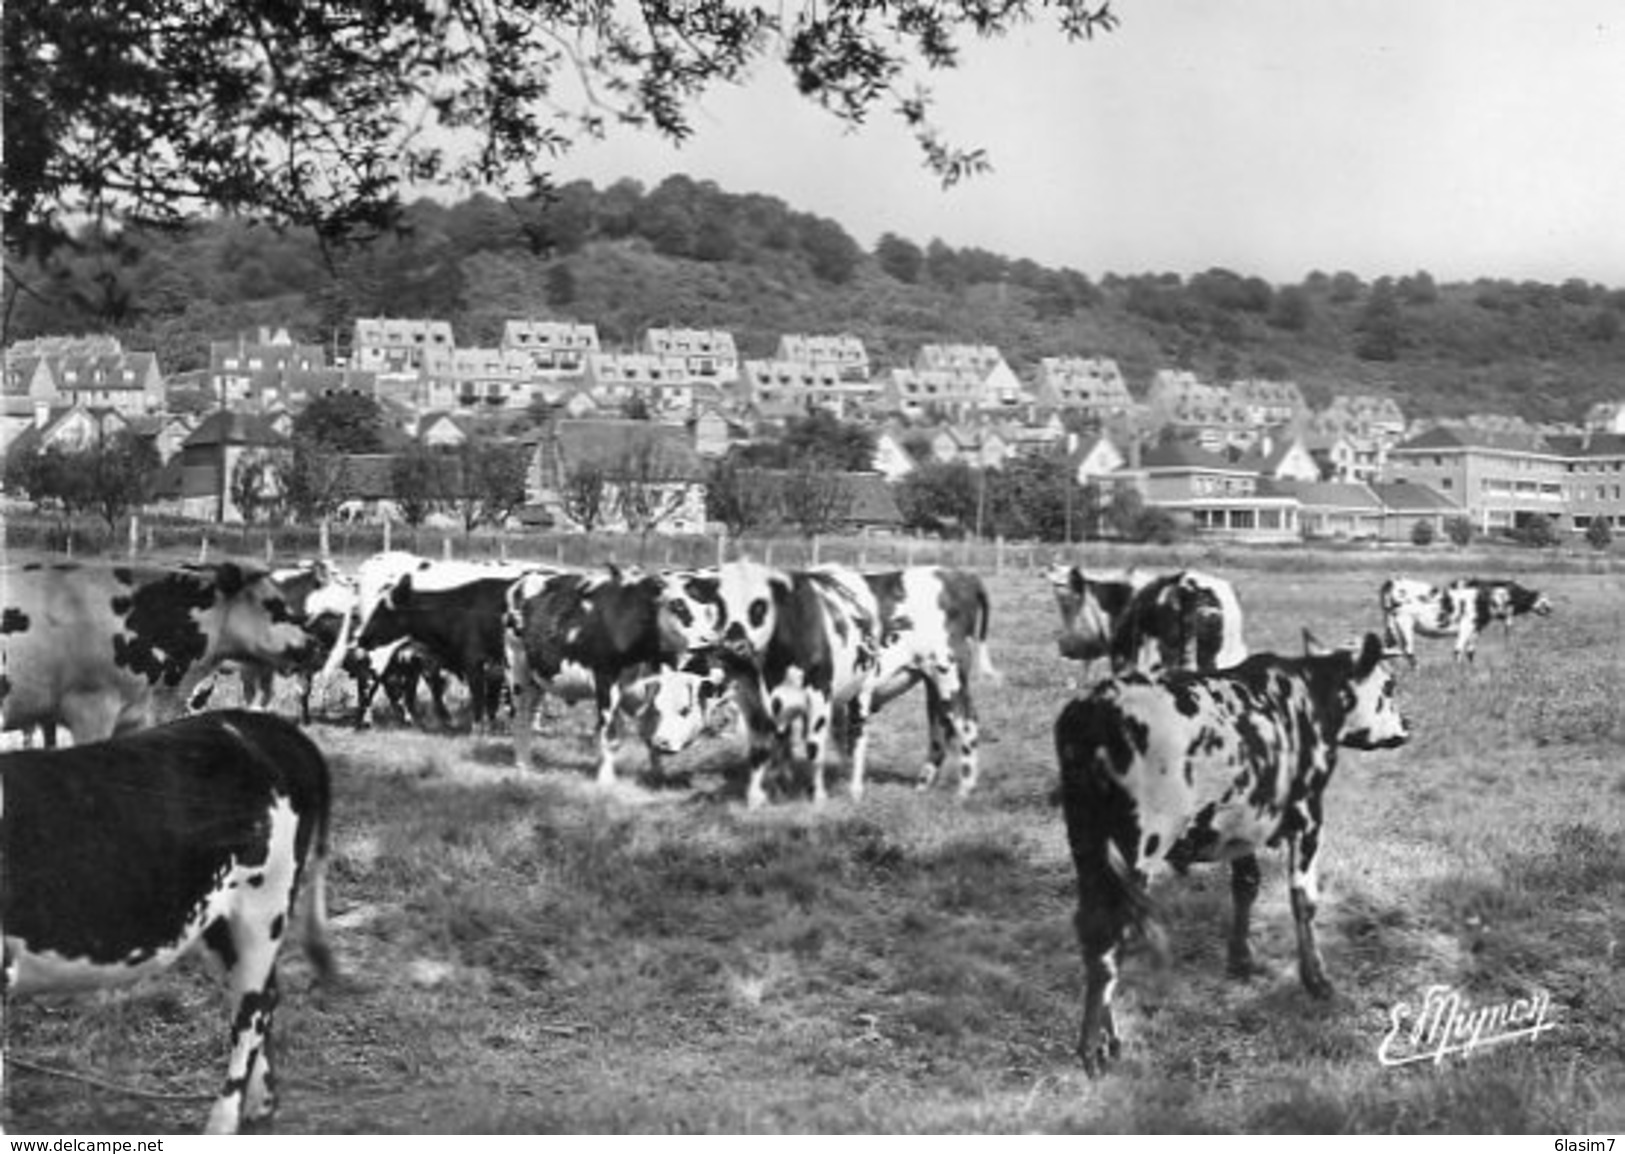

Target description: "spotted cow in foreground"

left=504, top=565, right=711, bottom=782
left=0, top=561, right=312, bottom=745
left=1047, top=564, right=1248, bottom=677
left=669, top=560, right=883, bottom=808
left=1379, top=576, right=1552, bottom=666
left=1053, top=632, right=1409, bottom=1075
left=0, top=710, right=334, bottom=1133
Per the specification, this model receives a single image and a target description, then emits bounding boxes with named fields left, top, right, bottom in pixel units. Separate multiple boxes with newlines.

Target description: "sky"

left=551, top=0, right=1625, bottom=288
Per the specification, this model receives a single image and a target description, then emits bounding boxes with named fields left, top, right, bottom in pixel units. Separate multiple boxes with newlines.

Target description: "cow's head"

left=717, top=561, right=791, bottom=658
left=621, top=669, right=725, bottom=754
left=1304, top=630, right=1409, bottom=751
left=657, top=570, right=726, bottom=657
left=1504, top=582, right=1553, bottom=618
left=1047, top=564, right=1135, bottom=662
left=117, top=564, right=312, bottom=687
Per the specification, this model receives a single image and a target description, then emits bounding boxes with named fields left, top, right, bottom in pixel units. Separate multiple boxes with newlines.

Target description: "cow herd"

left=0, top=551, right=1554, bottom=1131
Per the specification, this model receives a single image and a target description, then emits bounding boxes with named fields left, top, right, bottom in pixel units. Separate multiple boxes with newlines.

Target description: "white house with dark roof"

left=352, top=317, right=455, bottom=375
left=1033, top=356, right=1134, bottom=421
left=501, top=319, right=600, bottom=377
left=775, top=333, right=870, bottom=380
left=640, top=327, right=739, bottom=385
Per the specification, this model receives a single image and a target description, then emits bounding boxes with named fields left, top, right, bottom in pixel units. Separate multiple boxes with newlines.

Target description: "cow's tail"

left=301, top=806, right=336, bottom=983
left=971, top=579, right=1003, bottom=685
left=1103, top=839, right=1169, bottom=966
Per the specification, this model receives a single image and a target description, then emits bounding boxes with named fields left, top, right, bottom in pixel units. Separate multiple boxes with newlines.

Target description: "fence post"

left=382, top=519, right=392, bottom=553
left=319, top=518, right=331, bottom=560
left=199, top=535, right=209, bottom=563
left=996, top=535, right=1005, bottom=574
left=716, top=531, right=727, bottom=568
left=443, top=536, right=453, bottom=560
left=146, top=528, right=156, bottom=554
left=811, top=535, right=821, bottom=565
left=128, top=515, right=139, bottom=559
left=264, top=535, right=274, bottom=564
left=764, top=540, right=774, bottom=567
left=499, top=532, right=508, bottom=562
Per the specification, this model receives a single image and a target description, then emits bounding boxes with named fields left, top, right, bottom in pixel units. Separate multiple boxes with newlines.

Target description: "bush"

left=1410, top=519, right=1435, bottom=546
left=1585, top=517, right=1614, bottom=551
left=1444, top=515, right=1474, bottom=547
left=1514, top=514, right=1559, bottom=549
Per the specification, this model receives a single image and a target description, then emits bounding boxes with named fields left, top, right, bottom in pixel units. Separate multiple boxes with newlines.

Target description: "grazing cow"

left=504, top=565, right=714, bottom=781
left=679, top=560, right=883, bottom=808
left=1379, top=576, right=1553, bottom=665
left=194, top=559, right=346, bottom=718
left=1047, top=564, right=1247, bottom=676
left=346, top=553, right=538, bottom=730
left=0, top=561, right=312, bottom=745
left=1053, top=632, right=1409, bottom=1075
left=615, top=666, right=733, bottom=758
left=861, top=566, right=999, bottom=797
left=0, top=710, right=334, bottom=1134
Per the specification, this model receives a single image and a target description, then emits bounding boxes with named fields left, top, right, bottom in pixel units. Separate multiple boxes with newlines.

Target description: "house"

left=1368, top=480, right=1462, bottom=543
left=1237, top=433, right=1321, bottom=482
left=3, top=404, right=132, bottom=464
left=871, top=427, right=918, bottom=482
left=775, top=333, right=871, bottom=380
left=1269, top=480, right=1385, bottom=540
left=208, top=329, right=327, bottom=408
left=423, top=347, right=537, bottom=411
left=915, top=344, right=1029, bottom=413
left=529, top=418, right=708, bottom=535
left=929, top=424, right=1011, bottom=471
left=691, top=408, right=738, bottom=460
left=741, top=359, right=880, bottom=420
left=1069, top=432, right=1127, bottom=487
left=1541, top=430, right=1625, bottom=535
left=47, top=350, right=165, bottom=418
left=351, top=317, right=455, bottom=376
left=2, top=353, right=63, bottom=440
left=1230, top=378, right=1307, bottom=430
left=149, top=411, right=289, bottom=523
left=583, top=352, right=697, bottom=416
left=1385, top=424, right=1567, bottom=535
left=640, top=327, right=739, bottom=385
left=417, top=411, right=473, bottom=450
left=1033, top=356, right=1135, bottom=423
left=501, top=319, right=600, bottom=378
left=1112, top=440, right=1300, bottom=542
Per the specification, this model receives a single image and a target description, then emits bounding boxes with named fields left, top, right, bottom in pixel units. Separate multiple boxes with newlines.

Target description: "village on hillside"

left=7, top=317, right=1625, bottom=545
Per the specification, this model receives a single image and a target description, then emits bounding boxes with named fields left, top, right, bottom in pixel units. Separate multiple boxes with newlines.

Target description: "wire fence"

left=5, top=508, right=1621, bottom=579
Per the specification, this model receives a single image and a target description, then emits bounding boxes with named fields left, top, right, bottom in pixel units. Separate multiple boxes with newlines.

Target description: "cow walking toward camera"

left=1047, top=564, right=1247, bottom=677
left=1, top=710, right=334, bottom=1134
left=1379, top=576, right=1552, bottom=665
left=1053, top=632, right=1409, bottom=1075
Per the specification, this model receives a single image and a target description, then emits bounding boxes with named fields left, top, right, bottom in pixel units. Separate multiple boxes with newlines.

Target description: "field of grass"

left=6, top=550, right=1625, bottom=1134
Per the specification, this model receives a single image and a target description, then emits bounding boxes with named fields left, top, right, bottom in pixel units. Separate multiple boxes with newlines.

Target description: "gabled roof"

left=542, top=419, right=704, bottom=481
left=1393, top=425, right=1551, bottom=454
left=1266, top=480, right=1383, bottom=509
left=184, top=410, right=288, bottom=448
left=1368, top=481, right=1461, bottom=512
left=1137, top=441, right=1244, bottom=472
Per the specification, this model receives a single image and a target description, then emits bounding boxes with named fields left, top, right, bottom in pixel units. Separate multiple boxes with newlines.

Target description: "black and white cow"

left=1379, top=576, right=1553, bottom=665
left=1, top=710, right=334, bottom=1133
left=345, top=552, right=539, bottom=730
left=670, top=560, right=883, bottom=808
left=1047, top=564, right=1248, bottom=676
left=1053, top=632, right=1409, bottom=1075
left=1, top=561, right=313, bottom=745
left=860, top=566, right=999, bottom=797
left=504, top=565, right=711, bottom=782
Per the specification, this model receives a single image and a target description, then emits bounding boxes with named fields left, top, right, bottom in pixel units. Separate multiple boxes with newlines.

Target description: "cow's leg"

left=1073, top=902, right=1123, bottom=1077
left=594, top=676, right=619, bottom=785
left=1227, top=852, right=1262, bottom=978
left=352, top=663, right=381, bottom=729
left=844, top=692, right=874, bottom=802
left=1287, top=799, right=1334, bottom=999
left=745, top=723, right=778, bottom=809
left=201, top=919, right=282, bottom=1134
left=512, top=678, right=542, bottom=768
left=919, top=679, right=948, bottom=791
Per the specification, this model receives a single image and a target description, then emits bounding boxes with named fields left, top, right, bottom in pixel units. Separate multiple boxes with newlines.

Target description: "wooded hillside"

left=8, top=175, right=1625, bottom=424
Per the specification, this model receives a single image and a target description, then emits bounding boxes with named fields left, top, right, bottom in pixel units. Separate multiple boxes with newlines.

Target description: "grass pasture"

left=5, top=553, right=1625, bottom=1134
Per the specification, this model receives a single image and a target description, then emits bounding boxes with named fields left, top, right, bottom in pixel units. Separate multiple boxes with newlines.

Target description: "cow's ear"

left=621, top=677, right=655, bottom=711
left=215, top=561, right=245, bottom=597
left=1302, top=627, right=1329, bottom=657
left=697, top=676, right=720, bottom=703
left=1068, top=567, right=1086, bottom=595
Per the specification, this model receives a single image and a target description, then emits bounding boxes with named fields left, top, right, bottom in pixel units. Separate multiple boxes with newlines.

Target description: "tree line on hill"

left=8, top=177, right=1625, bottom=423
